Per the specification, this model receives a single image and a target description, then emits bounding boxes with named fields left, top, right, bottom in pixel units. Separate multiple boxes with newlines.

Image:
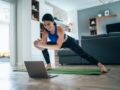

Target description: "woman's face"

left=43, top=21, right=54, bottom=31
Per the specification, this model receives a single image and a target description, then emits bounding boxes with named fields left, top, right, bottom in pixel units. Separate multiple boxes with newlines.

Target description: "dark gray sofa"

left=58, top=33, right=120, bottom=65
left=81, top=33, right=120, bottom=65
left=58, top=48, right=82, bottom=65
left=58, top=40, right=82, bottom=65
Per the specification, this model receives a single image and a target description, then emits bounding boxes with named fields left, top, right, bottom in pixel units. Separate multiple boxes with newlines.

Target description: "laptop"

left=24, top=61, right=58, bottom=79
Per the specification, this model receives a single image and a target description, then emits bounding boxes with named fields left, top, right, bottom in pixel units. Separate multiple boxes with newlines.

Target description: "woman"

left=34, top=13, right=108, bottom=73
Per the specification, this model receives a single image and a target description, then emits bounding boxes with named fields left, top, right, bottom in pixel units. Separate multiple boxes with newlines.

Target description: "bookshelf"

left=32, top=0, right=39, bottom=21
left=89, top=14, right=117, bottom=35
left=89, top=18, right=97, bottom=35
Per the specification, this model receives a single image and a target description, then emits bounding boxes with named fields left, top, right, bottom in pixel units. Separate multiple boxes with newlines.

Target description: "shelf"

left=32, top=9, right=39, bottom=12
left=96, top=14, right=117, bottom=19
left=31, top=0, right=39, bottom=21
left=89, top=13, right=117, bottom=35
left=32, top=9, right=39, bottom=13
left=32, top=0, right=39, bottom=5
left=90, top=30, right=96, bottom=31
left=89, top=18, right=96, bottom=26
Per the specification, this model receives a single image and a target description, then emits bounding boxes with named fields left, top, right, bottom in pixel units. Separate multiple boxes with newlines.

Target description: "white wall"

left=67, top=10, right=79, bottom=40
left=31, top=21, right=41, bottom=60
left=17, top=0, right=31, bottom=66
left=40, top=0, right=46, bottom=22
left=46, top=2, right=68, bottom=24
left=40, top=0, right=54, bottom=19
left=10, top=2, right=17, bottom=66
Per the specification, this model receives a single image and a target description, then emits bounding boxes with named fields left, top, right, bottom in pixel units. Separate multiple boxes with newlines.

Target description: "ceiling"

left=45, top=0, right=120, bottom=11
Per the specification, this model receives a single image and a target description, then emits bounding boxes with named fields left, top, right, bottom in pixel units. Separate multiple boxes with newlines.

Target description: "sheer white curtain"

left=0, top=1, right=10, bottom=57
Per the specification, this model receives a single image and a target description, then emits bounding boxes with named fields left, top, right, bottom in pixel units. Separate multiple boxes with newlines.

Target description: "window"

left=0, top=1, right=10, bottom=57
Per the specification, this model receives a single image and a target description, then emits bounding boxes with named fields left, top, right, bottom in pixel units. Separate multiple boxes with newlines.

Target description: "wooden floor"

left=0, top=61, right=120, bottom=90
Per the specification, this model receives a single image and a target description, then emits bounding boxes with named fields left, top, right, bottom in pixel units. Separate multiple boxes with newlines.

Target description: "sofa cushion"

left=59, top=56, right=82, bottom=64
left=58, top=48, right=77, bottom=56
left=81, top=34, right=108, bottom=40
left=108, top=32, right=120, bottom=36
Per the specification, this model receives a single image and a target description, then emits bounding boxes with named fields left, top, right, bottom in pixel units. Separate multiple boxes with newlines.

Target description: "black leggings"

left=42, top=36, right=99, bottom=65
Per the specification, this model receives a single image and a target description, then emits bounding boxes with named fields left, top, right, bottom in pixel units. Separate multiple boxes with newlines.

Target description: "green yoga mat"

left=13, top=68, right=102, bottom=75
left=48, top=68, right=101, bottom=75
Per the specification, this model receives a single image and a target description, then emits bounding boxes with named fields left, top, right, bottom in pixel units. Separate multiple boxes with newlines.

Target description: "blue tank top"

left=47, top=25, right=58, bottom=43
left=46, top=25, right=66, bottom=43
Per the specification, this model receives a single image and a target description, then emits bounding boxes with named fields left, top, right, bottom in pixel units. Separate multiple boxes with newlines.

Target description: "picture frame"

left=104, top=10, right=110, bottom=16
